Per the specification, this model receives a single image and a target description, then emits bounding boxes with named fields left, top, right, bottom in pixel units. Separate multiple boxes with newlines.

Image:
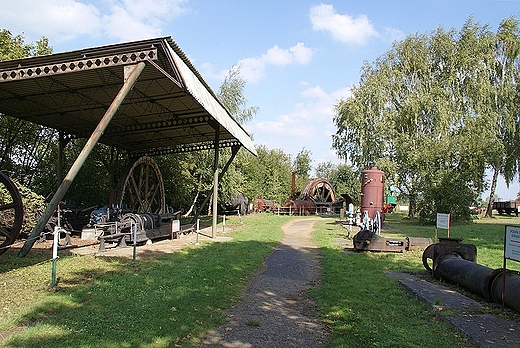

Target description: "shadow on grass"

left=0, top=246, right=53, bottom=274
left=2, top=237, right=279, bottom=348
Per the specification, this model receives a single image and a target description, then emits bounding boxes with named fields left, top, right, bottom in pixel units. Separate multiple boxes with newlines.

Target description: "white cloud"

left=383, top=27, right=406, bottom=43
left=249, top=85, right=352, bottom=165
left=237, top=43, right=313, bottom=83
left=199, top=62, right=228, bottom=81
left=310, top=4, right=378, bottom=45
left=0, top=0, right=188, bottom=44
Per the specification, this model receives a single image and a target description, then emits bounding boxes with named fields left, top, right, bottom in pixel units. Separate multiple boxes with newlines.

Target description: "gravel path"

left=199, top=218, right=329, bottom=347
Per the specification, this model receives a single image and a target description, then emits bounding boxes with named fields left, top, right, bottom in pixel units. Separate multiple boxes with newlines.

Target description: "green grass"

left=0, top=214, right=290, bottom=347
left=310, top=212, right=520, bottom=348
left=1, top=212, right=518, bottom=347
left=379, top=212, right=520, bottom=271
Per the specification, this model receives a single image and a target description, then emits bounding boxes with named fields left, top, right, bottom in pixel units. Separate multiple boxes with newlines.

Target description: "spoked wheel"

left=0, top=172, right=23, bottom=255
left=300, top=178, right=336, bottom=202
left=113, top=156, right=165, bottom=214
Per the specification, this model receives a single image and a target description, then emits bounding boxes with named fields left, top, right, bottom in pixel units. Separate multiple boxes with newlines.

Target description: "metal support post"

left=191, top=145, right=240, bottom=225
left=132, top=222, right=137, bottom=262
left=51, top=226, right=59, bottom=287
left=211, top=125, right=220, bottom=239
left=196, top=219, right=200, bottom=245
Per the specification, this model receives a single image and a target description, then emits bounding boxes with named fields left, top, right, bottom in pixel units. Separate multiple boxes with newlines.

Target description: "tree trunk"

left=182, top=191, right=200, bottom=218
left=408, top=194, right=417, bottom=218
left=485, top=167, right=499, bottom=218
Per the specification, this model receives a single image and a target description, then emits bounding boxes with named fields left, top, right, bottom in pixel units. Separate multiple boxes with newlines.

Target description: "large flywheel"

left=113, top=156, right=165, bottom=214
left=0, top=171, right=23, bottom=255
left=300, top=178, right=336, bottom=202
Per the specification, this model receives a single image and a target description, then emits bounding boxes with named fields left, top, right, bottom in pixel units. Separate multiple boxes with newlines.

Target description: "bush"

left=0, top=179, right=46, bottom=236
left=418, top=173, right=475, bottom=223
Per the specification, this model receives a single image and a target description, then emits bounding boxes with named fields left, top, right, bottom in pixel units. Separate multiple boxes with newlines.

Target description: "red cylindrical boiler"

left=360, top=166, right=385, bottom=219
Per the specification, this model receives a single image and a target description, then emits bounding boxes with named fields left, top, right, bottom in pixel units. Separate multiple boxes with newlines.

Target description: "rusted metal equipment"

left=433, top=252, right=500, bottom=302
left=82, top=207, right=186, bottom=252
left=353, top=229, right=431, bottom=252
left=422, top=237, right=477, bottom=272
left=301, top=178, right=337, bottom=203
left=79, top=156, right=194, bottom=251
left=359, top=166, right=386, bottom=234
left=361, top=166, right=385, bottom=219
left=0, top=171, right=24, bottom=255
left=491, top=271, right=520, bottom=313
left=423, top=239, right=520, bottom=313
left=110, top=156, right=166, bottom=214
left=281, top=176, right=344, bottom=215
left=281, top=199, right=316, bottom=215
left=254, top=196, right=276, bottom=213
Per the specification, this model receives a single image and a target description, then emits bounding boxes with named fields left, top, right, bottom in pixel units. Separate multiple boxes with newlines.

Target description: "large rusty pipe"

left=18, top=62, right=146, bottom=257
left=433, top=252, right=500, bottom=302
left=491, top=271, right=520, bottom=313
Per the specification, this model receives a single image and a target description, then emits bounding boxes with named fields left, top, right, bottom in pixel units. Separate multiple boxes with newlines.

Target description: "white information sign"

left=505, top=225, right=520, bottom=262
left=436, top=213, right=450, bottom=230
left=171, top=219, right=180, bottom=233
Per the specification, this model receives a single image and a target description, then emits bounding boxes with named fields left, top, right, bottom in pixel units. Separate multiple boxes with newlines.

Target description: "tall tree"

left=240, top=145, right=292, bottom=203
left=216, top=64, right=259, bottom=205
left=333, top=18, right=504, bottom=221
left=0, top=30, right=54, bottom=189
left=292, top=148, right=312, bottom=193
left=218, top=64, right=259, bottom=124
left=0, top=30, right=51, bottom=60
left=174, top=64, right=260, bottom=214
left=479, top=17, right=520, bottom=217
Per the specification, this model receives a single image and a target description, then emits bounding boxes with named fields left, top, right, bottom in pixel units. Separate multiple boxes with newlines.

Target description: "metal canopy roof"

left=0, top=36, right=257, bottom=157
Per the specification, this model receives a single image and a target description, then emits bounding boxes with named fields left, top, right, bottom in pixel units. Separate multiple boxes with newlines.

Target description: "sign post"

left=435, top=213, right=450, bottom=242
left=503, top=225, right=520, bottom=306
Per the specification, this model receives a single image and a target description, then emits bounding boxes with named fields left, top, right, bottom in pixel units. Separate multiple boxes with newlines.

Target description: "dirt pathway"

left=199, top=218, right=328, bottom=347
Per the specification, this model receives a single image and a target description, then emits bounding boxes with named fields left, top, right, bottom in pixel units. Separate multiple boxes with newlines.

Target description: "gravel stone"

left=199, top=218, right=328, bottom=347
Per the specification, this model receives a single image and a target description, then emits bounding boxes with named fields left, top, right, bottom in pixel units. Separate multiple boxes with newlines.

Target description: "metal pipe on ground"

left=491, top=270, right=520, bottom=313
left=433, top=252, right=501, bottom=302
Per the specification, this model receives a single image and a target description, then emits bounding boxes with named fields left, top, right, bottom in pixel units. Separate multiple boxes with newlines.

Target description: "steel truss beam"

left=0, top=49, right=158, bottom=82
left=129, top=139, right=243, bottom=157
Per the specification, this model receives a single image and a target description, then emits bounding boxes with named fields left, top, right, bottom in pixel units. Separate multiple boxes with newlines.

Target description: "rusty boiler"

left=360, top=166, right=385, bottom=220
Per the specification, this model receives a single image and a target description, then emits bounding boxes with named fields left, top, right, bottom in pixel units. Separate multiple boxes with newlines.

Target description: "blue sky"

left=1, top=0, right=519, bottom=199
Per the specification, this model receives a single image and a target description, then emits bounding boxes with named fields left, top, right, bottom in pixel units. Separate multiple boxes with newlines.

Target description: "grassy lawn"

left=0, top=214, right=290, bottom=347
left=0, top=212, right=518, bottom=347
left=310, top=212, right=520, bottom=348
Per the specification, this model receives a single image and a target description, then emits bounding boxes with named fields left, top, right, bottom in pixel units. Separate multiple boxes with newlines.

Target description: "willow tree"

left=175, top=64, right=260, bottom=214
left=333, top=18, right=505, bottom=220
left=478, top=18, right=520, bottom=217
left=218, top=64, right=259, bottom=125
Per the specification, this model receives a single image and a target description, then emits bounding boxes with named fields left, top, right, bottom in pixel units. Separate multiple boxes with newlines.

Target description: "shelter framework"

left=0, top=37, right=256, bottom=255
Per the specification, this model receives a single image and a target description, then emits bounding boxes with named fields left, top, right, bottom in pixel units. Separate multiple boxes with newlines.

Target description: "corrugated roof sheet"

left=0, top=37, right=257, bottom=156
